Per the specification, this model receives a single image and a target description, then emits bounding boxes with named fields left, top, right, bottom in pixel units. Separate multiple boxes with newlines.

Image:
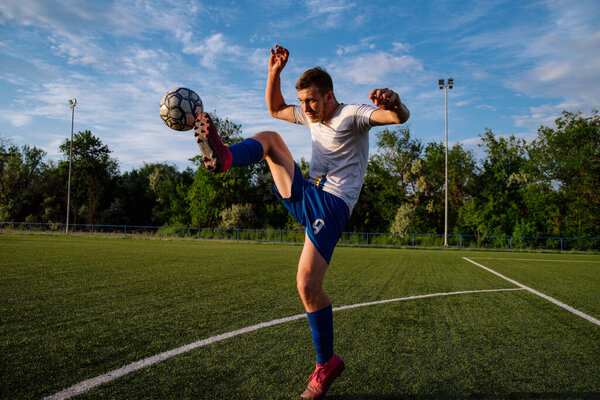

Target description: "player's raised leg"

left=194, top=112, right=234, bottom=172
left=194, top=112, right=296, bottom=197
left=249, top=130, right=295, bottom=198
left=297, top=235, right=345, bottom=399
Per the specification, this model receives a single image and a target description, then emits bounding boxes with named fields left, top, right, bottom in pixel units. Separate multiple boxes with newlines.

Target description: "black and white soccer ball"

left=159, top=87, right=203, bottom=131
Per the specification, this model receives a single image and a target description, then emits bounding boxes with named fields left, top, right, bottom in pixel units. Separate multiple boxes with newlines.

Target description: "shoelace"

left=306, top=365, right=326, bottom=384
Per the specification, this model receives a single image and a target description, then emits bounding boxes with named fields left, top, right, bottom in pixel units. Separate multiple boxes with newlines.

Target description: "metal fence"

left=1, top=221, right=599, bottom=252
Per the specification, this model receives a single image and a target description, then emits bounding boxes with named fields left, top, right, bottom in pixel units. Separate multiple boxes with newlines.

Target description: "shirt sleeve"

left=352, top=104, right=378, bottom=132
left=293, top=105, right=310, bottom=127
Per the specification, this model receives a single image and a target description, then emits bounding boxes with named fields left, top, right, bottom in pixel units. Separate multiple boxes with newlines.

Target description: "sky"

left=0, top=0, right=599, bottom=172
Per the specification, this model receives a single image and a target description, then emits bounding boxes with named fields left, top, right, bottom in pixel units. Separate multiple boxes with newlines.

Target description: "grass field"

left=1, top=235, right=599, bottom=399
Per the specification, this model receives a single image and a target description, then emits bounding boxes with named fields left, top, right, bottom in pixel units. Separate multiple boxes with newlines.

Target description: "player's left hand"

left=369, top=88, right=401, bottom=111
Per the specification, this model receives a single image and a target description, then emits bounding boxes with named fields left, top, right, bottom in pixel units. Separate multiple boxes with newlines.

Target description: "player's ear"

left=325, top=90, right=334, bottom=103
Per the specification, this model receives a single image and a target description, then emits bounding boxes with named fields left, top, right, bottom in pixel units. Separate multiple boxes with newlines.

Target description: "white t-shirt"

left=294, top=103, right=377, bottom=212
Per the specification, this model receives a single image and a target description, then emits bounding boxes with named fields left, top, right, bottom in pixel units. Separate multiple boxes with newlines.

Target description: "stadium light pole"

left=438, top=78, right=453, bottom=247
left=66, top=98, right=77, bottom=234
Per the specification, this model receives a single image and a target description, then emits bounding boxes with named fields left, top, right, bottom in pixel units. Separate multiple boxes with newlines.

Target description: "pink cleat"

left=193, top=112, right=232, bottom=173
left=300, top=353, right=345, bottom=399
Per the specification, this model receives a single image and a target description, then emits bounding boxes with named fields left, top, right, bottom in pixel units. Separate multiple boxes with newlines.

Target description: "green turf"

left=464, top=255, right=600, bottom=318
left=1, top=235, right=599, bottom=399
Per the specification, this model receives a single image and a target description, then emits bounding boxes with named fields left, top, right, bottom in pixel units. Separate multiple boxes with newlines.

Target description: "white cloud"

left=471, top=69, right=492, bottom=81
left=392, top=42, right=411, bottom=53
left=507, top=20, right=600, bottom=96
left=2, top=113, right=32, bottom=128
left=180, top=32, right=246, bottom=69
left=247, top=48, right=268, bottom=74
left=0, top=0, right=130, bottom=42
left=449, top=0, right=600, bottom=136
left=305, top=0, right=354, bottom=14
left=511, top=101, right=588, bottom=132
left=303, top=0, right=358, bottom=28
left=333, top=51, right=424, bottom=85
left=455, top=99, right=473, bottom=107
left=336, top=37, right=376, bottom=56
left=50, top=39, right=109, bottom=69
left=475, top=104, right=496, bottom=111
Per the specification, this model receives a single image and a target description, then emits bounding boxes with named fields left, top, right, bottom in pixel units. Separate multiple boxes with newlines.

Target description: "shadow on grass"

left=326, top=392, right=600, bottom=399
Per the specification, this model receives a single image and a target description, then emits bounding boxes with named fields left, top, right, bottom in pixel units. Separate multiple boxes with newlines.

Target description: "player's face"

left=297, top=85, right=332, bottom=123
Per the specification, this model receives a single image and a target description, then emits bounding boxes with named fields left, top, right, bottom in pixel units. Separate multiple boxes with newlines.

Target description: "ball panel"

left=180, top=99, right=192, bottom=113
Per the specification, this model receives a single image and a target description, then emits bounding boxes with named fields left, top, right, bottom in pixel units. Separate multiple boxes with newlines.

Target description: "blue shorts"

left=274, top=163, right=349, bottom=264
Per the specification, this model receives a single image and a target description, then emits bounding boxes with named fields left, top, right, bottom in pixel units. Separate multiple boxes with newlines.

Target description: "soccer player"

left=193, top=45, right=409, bottom=399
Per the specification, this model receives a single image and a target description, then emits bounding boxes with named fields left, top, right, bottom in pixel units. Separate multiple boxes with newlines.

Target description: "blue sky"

left=1, top=0, right=599, bottom=171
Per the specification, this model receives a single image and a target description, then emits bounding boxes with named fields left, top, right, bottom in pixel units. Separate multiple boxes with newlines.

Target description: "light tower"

left=66, top=98, right=76, bottom=234
left=438, top=78, right=453, bottom=247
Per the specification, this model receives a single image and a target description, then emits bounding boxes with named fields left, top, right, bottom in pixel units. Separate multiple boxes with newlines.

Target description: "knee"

left=297, top=275, right=320, bottom=303
left=252, top=130, right=282, bottom=149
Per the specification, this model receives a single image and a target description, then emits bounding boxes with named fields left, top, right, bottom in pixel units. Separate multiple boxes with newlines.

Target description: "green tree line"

left=1, top=111, right=598, bottom=241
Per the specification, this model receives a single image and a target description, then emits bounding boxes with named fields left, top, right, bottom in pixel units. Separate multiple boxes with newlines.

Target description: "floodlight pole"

left=66, top=98, right=77, bottom=234
left=439, top=78, right=453, bottom=247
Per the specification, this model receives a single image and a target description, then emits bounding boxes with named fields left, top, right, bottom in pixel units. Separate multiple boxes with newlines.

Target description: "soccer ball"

left=159, top=87, right=203, bottom=131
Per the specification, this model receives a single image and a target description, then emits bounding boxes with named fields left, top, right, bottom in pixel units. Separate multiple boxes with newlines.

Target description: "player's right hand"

left=369, top=88, right=401, bottom=111
left=269, top=45, right=289, bottom=74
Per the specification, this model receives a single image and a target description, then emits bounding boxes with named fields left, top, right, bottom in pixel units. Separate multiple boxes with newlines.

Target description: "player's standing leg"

left=297, top=237, right=344, bottom=399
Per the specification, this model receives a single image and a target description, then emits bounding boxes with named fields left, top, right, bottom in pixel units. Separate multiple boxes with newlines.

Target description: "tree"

left=349, top=126, right=422, bottom=232
left=0, top=141, right=47, bottom=222
left=456, top=130, right=530, bottom=240
left=372, top=126, right=423, bottom=196
left=219, top=203, right=258, bottom=229
left=58, top=130, right=119, bottom=225
left=111, top=163, right=194, bottom=226
left=408, top=142, right=477, bottom=234
left=529, top=110, right=600, bottom=239
left=186, top=113, right=260, bottom=227
left=147, top=163, right=194, bottom=226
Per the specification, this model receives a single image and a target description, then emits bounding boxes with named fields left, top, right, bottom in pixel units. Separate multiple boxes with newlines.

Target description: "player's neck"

left=322, top=101, right=342, bottom=124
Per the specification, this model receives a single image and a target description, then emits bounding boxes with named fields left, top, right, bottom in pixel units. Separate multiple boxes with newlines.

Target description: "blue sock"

left=229, top=138, right=264, bottom=167
left=307, top=304, right=334, bottom=365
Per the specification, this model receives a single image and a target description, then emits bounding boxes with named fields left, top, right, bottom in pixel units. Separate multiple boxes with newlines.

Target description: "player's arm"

left=266, top=45, right=295, bottom=123
left=369, top=88, right=410, bottom=126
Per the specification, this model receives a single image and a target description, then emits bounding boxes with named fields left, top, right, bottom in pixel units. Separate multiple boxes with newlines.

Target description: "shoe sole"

left=194, top=112, right=221, bottom=172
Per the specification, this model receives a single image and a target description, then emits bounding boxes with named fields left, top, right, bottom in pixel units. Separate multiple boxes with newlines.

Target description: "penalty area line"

left=468, top=257, right=600, bottom=264
left=43, top=287, right=522, bottom=400
left=463, top=257, right=600, bottom=327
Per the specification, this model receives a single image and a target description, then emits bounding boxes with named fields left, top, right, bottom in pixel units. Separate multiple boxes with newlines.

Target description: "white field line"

left=43, top=288, right=521, bottom=400
left=463, top=257, right=600, bottom=327
left=471, top=257, right=600, bottom=264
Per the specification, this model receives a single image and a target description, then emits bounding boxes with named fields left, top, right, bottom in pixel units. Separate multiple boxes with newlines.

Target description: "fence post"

left=124, top=225, right=127, bottom=238
left=366, top=232, right=369, bottom=245
left=561, top=237, right=563, bottom=251
left=236, top=229, right=239, bottom=241
left=161, top=227, right=163, bottom=239
left=29, top=223, right=32, bottom=233
left=412, top=234, right=415, bottom=247
left=280, top=229, right=282, bottom=242
left=510, top=237, right=513, bottom=250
